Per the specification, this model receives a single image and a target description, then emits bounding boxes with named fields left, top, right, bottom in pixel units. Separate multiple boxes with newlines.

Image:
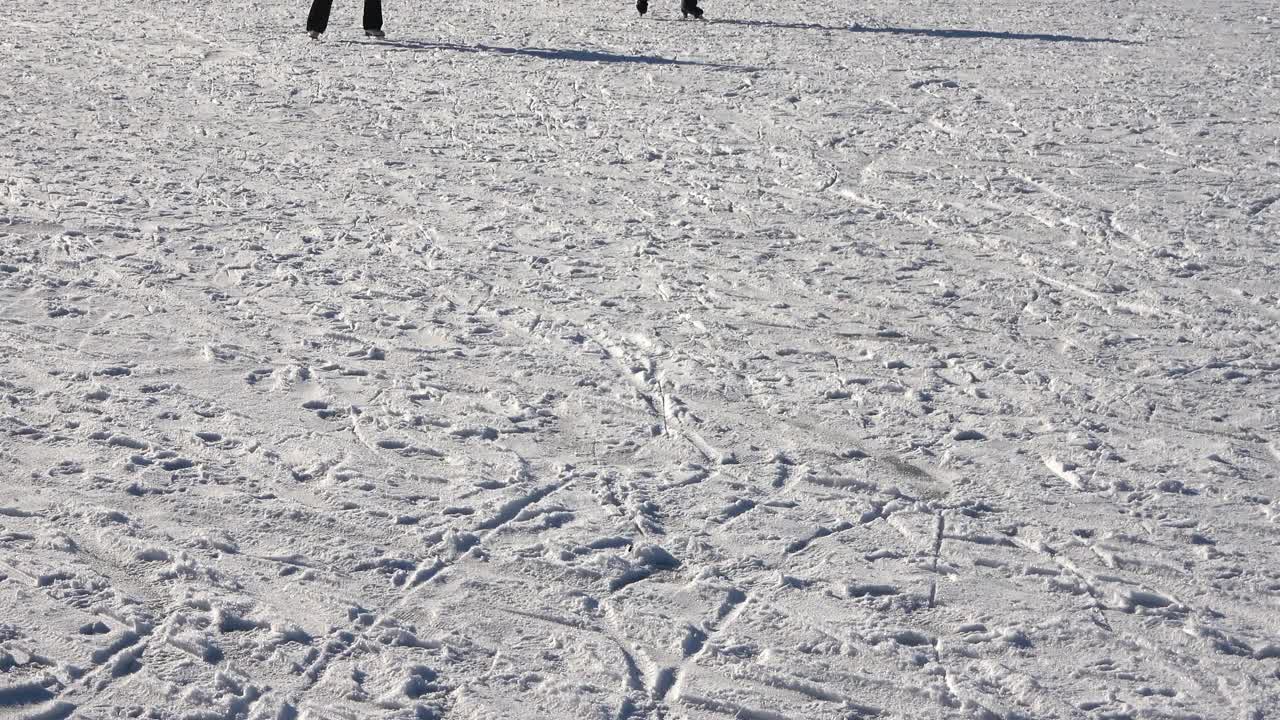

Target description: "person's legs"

left=681, top=0, right=704, bottom=19
left=363, top=0, right=383, bottom=31
left=307, top=0, right=333, bottom=33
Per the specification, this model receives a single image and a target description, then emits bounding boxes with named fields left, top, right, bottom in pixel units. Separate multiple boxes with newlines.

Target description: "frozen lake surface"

left=1, top=0, right=1278, bottom=717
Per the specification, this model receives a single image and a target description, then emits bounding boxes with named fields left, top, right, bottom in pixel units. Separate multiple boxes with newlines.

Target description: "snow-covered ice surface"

left=2, top=0, right=1279, bottom=717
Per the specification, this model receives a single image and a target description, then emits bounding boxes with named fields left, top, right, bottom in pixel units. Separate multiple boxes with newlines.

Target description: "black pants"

left=307, top=0, right=383, bottom=33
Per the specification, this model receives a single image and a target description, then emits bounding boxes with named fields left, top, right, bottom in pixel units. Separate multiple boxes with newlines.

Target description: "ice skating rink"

left=1, top=0, right=1278, bottom=717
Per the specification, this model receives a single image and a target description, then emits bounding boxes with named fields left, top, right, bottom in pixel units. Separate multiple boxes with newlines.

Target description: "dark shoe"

left=681, top=0, right=704, bottom=19
left=365, top=28, right=386, bottom=38
left=636, top=0, right=648, bottom=14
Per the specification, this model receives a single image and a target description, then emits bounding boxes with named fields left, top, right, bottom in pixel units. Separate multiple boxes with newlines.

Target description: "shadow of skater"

left=350, top=39, right=765, bottom=69
left=701, top=18, right=1138, bottom=45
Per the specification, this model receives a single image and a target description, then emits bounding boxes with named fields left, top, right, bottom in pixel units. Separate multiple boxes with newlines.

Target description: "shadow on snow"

left=701, top=19, right=1138, bottom=44
left=351, top=39, right=764, bottom=69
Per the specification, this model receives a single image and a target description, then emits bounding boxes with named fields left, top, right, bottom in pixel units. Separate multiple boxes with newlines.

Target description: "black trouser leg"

left=363, top=0, right=383, bottom=30
left=307, top=0, right=332, bottom=32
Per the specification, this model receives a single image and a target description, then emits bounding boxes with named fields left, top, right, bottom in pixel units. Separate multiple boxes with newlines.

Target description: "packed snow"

left=2, top=0, right=1278, bottom=718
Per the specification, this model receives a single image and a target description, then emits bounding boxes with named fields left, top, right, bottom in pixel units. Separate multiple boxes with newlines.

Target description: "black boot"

left=637, top=0, right=648, bottom=15
left=681, top=0, right=704, bottom=19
